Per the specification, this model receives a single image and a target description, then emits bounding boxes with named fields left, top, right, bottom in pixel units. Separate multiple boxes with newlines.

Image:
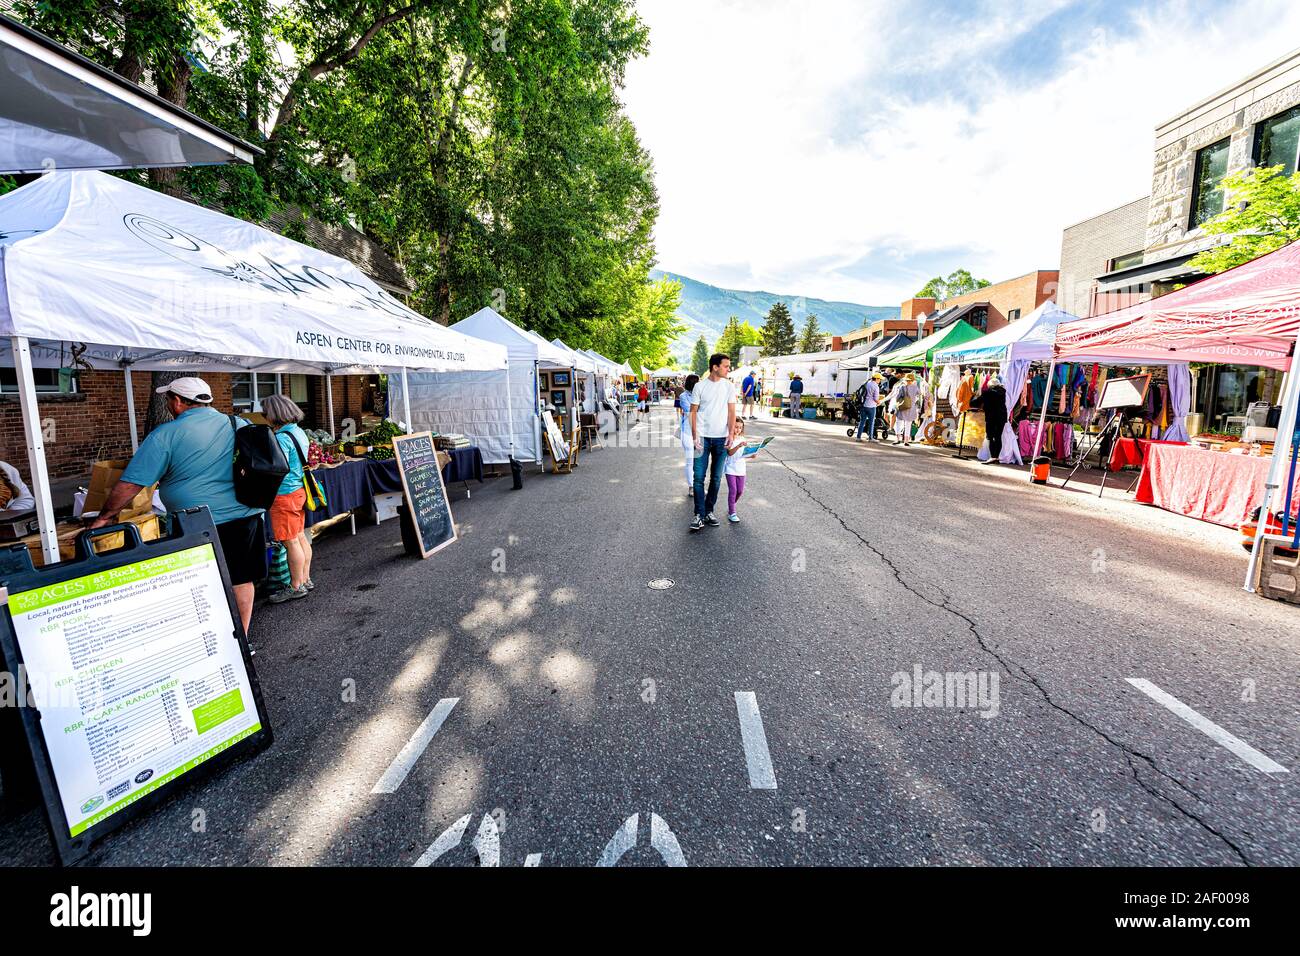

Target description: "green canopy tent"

left=877, top=319, right=986, bottom=368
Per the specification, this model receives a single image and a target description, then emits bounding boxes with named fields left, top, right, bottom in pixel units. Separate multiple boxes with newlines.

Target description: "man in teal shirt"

left=91, top=377, right=266, bottom=634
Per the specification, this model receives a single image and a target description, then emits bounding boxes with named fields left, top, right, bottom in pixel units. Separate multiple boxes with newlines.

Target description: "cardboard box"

left=20, top=513, right=161, bottom=567
left=82, top=459, right=155, bottom=518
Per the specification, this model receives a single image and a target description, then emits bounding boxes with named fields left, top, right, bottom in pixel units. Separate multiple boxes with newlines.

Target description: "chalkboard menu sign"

left=392, top=431, right=458, bottom=559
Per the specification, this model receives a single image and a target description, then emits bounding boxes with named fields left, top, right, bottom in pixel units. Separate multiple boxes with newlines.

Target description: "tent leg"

left=505, top=358, right=515, bottom=461
left=1245, top=343, right=1300, bottom=592
left=325, top=371, right=336, bottom=438
left=123, top=365, right=139, bottom=452
left=1028, top=360, right=1055, bottom=475
left=11, top=336, right=59, bottom=566
left=400, top=366, right=412, bottom=433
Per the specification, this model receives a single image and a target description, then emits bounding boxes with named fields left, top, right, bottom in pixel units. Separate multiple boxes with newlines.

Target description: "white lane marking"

left=414, top=813, right=473, bottom=867
left=372, top=697, right=460, bottom=794
left=596, top=813, right=639, bottom=867
left=649, top=813, right=688, bottom=867
left=734, top=691, right=778, bottom=789
left=524, top=853, right=542, bottom=867
left=470, top=814, right=500, bottom=867
left=1126, top=679, right=1289, bottom=774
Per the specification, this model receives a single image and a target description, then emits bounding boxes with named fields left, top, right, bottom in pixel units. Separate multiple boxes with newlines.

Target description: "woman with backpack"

left=263, top=394, right=315, bottom=604
left=889, top=372, right=922, bottom=446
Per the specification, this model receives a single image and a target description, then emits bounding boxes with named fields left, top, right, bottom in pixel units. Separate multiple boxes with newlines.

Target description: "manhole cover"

left=647, top=579, right=675, bottom=590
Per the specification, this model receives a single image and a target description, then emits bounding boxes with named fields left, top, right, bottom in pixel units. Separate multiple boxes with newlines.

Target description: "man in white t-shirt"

left=688, top=352, right=737, bottom=531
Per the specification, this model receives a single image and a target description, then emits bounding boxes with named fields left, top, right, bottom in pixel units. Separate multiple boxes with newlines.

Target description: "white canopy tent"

left=931, top=302, right=1083, bottom=465
left=1, top=14, right=259, bottom=173
left=392, top=307, right=570, bottom=467
left=549, top=339, right=601, bottom=412
left=0, top=171, right=507, bottom=563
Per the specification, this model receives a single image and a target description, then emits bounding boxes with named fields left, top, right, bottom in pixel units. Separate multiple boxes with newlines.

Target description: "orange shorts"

left=270, top=488, right=307, bottom=541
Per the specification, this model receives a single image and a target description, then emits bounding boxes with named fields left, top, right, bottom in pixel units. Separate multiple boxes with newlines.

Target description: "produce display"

left=356, top=419, right=407, bottom=445
left=356, top=419, right=407, bottom=460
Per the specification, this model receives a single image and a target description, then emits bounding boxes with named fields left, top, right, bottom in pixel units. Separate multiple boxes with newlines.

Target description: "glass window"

left=230, top=372, right=281, bottom=412
left=1254, top=104, right=1300, bottom=176
left=1190, top=138, right=1230, bottom=229
left=1007, top=309, right=1021, bottom=323
left=1109, top=251, right=1144, bottom=272
left=287, top=374, right=310, bottom=403
left=0, top=367, right=80, bottom=394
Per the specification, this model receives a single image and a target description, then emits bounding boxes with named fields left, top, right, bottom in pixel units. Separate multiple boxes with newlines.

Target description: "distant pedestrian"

left=889, top=372, right=922, bottom=446
left=788, top=374, right=805, bottom=419
left=677, top=376, right=699, bottom=498
left=741, top=369, right=757, bottom=419
left=971, top=374, right=1009, bottom=463
left=637, top=381, right=650, bottom=422
left=853, top=373, right=883, bottom=442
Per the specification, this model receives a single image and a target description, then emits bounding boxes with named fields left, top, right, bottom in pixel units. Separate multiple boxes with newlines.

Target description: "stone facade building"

left=1061, top=47, right=1300, bottom=321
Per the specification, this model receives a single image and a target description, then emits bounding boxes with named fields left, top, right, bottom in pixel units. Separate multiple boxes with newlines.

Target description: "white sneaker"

left=728, top=513, right=740, bottom=523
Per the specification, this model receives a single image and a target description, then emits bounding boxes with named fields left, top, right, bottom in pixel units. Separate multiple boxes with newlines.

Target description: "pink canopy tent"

left=1053, top=239, right=1300, bottom=370
left=1052, top=239, right=1300, bottom=594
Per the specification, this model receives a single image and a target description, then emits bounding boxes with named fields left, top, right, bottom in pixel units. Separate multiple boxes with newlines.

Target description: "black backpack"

left=228, top=416, right=289, bottom=510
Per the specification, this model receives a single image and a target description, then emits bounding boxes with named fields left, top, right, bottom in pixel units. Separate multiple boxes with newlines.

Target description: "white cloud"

left=623, top=0, right=1300, bottom=304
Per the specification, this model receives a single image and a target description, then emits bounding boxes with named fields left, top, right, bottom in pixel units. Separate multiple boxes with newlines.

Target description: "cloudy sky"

left=621, top=0, right=1300, bottom=305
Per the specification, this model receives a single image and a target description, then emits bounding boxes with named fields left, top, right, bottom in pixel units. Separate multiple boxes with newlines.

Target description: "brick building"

left=0, top=195, right=410, bottom=486
left=1057, top=197, right=1150, bottom=317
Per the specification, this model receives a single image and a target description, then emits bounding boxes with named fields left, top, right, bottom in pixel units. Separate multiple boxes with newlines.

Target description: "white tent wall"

left=391, top=362, right=540, bottom=465
left=0, top=172, right=508, bottom=565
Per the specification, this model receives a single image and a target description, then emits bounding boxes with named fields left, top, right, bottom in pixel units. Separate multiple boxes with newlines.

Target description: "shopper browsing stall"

left=89, top=378, right=266, bottom=634
left=262, top=394, right=315, bottom=604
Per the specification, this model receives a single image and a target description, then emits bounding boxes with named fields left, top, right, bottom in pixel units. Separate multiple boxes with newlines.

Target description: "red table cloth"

left=1108, top=437, right=1184, bottom=471
left=1135, top=444, right=1297, bottom=528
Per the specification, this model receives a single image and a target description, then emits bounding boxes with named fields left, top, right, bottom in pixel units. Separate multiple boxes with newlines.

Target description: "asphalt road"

left=2, top=402, right=1297, bottom=866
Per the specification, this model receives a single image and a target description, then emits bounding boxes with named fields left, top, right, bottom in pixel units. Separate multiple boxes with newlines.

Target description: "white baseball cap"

left=156, top=377, right=213, bottom=404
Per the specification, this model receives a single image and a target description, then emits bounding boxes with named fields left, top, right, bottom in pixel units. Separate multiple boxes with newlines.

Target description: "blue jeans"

left=693, top=436, right=728, bottom=518
left=855, top=405, right=878, bottom=440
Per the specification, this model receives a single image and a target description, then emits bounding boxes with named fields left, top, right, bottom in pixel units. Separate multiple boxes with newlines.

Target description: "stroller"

left=843, top=394, right=863, bottom=437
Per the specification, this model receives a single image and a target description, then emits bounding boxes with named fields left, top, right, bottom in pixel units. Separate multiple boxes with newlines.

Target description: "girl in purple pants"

left=725, top=419, right=749, bottom=522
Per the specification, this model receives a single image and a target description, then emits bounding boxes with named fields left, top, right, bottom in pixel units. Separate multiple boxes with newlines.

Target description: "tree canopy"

left=797, top=314, right=823, bottom=353
left=14, top=0, right=674, bottom=362
left=917, top=269, right=991, bottom=302
left=760, top=302, right=796, bottom=357
left=715, top=316, right=761, bottom=364
left=690, top=335, right=710, bottom=376
left=1188, top=165, right=1300, bottom=275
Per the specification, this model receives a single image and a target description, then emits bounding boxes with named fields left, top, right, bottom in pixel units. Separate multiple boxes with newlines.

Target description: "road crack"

left=768, top=449, right=1251, bottom=866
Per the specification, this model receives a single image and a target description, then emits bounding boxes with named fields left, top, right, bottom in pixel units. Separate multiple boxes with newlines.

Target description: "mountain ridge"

left=654, top=269, right=900, bottom=356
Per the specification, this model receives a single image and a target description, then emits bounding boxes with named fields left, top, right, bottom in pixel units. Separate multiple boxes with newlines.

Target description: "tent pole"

left=123, top=365, right=139, bottom=452
left=505, top=358, right=515, bottom=460
left=11, top=336, right=59, bottom=566
left=1028, top=359, right=1056, bottom=473
left=400, top=366, right=412, bottom=433
left=325, top=371, right=336, bottom=438
left=534, top=360, right=542, bottom=471
left=1245, top=344, right=1300, bottom=592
